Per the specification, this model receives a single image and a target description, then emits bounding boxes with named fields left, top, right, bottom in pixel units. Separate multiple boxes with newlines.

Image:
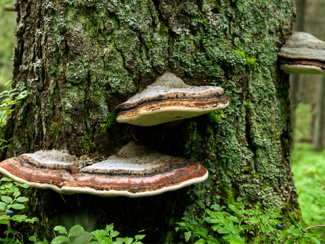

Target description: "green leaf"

left=288, top=228, right=302, bottom=237
left=217, top=228, right=230, bottom=234
left=51, top=236, right=69, bottom=244
left=0, top=202, right=7, bottom=210
left=1, top=177, right=12, bottom=181
left=29, top=236, right=37, bottom=242
left=16, top=197, right=28, bottom=203
left=185, top=231, right=191, bottom=242
left=221, top=211, right=231, bottom=217
left=194, top=239, right=206, bottom=244
left=125, top=237, right=134, bottom=244
left=286, top=239, right=295, bottom=244
left=1, top=196, right=12, bottom=203
left=20, top=183, right=30, bottom=189
left=228, top=216, right=239, bottom=223
left=71, top=231, right=92, bottom=244
left=198, top=201, right=205, bottom=209
left=211, top=204, right=222, bottom=211
left=36, top=240, right=49, bottom=244
left=248, top=217, right=259, bottom=224
left=110, top=230, right=119, bottom=238
left=135, top=235, right=145, bottom=240
left=241, top=225, right=254, bottom=230
left=297, top=222, right=304, bottom=230
left=229, top=205, right=241, bottom=215
left=244, top=210, right=254, bottom=215
left=310, top=237, right=321, bottom=244
left=272, top=206, right=281, bottom=212
left=227, top=237, right=246, bottom=244
left=68, top=225, right=84, bottom=237
left=13, top=191, right=21, bottom=198
left=11, top=204, right=25, bottom=210
left=206, top=235, right=220, bottom=244
left=261, top=215, right=269, bottom=222
left=106, top=223, right=114, bottom=232
left=261, top=225, right=269, bottom=233
left=54, top=226, right=67, bottom=235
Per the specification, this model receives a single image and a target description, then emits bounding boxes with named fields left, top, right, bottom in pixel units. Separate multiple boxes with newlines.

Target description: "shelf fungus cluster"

left=278, top=32, right=325, bottom=74
left=0, top=72, right=229, bottom=197
left=0, top=142, right=208, bottom=197
left=115, top=72, right=229, bottom=126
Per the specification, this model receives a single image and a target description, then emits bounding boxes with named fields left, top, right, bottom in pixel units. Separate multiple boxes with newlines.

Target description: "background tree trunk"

left=2, top=0, right=301, bottom=242
left=289, top=0, right=305, bottom=135
left=313, top=75, right=325, bottom=151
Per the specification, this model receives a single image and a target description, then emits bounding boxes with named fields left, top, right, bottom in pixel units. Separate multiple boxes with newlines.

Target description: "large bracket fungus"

left=278, top=32, right=325, bottom=74
left=115, top=72, right=229, bottom=126
left=0, top=141, right=208, bottom=197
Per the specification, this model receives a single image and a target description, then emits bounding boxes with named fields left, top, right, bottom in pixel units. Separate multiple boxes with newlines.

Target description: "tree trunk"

left=314, top=75, right=325, bottom=151
left=3, top=0, right=301, bottom=242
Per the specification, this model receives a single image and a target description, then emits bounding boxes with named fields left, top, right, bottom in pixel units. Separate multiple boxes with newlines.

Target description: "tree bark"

left=3, top=0, right=301, bottom=242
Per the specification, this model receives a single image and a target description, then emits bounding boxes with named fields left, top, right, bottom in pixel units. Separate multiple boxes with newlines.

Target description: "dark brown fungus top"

left=115, top=72, right=229, bottom=126
left=0, top=142, right=208, bottom=197
left=278, top=32, right=325, bottom=74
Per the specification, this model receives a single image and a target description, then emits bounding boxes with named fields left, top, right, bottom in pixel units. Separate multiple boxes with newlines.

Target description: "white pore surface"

left=281, top=64, right=325, bottom=75
left=22, top=150, right=75, bottom=166
left=117, top=101, right=229, bottom=126
left=81, top=153, right=173, bottom=173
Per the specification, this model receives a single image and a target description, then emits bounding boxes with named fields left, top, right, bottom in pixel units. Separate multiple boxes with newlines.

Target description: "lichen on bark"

left=2, top=0, right=302, bottom=242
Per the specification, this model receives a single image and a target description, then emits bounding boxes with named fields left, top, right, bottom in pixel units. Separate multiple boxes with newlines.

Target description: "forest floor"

left=292, top=104, right=325, bottom=238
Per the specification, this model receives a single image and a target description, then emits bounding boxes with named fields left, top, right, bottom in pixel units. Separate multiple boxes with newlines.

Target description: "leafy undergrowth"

left=292, top=142, right=325, bottom=239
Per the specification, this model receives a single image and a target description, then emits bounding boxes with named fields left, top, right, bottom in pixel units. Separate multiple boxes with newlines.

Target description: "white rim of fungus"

left=281, top=64, right=325, bottom=75
left=117, top=101, right=229, bottom=126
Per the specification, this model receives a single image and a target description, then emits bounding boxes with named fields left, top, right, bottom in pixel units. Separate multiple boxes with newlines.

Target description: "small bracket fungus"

left=115, top=72, right=229, bottom=126
left=0, top=142, right=208, bottom=197
left=278, top=32, right=325, bottom=74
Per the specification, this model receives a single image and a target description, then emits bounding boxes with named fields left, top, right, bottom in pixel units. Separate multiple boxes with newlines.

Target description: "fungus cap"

left=115, top=72, right=229, bottom=126
left=278, top=32, right=325, bottom=74
left=0, top=142, right=208, bottom=197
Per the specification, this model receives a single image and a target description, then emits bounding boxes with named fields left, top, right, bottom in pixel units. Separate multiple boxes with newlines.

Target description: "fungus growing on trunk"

left=0, top=142, right=208, bottom=197
left=115, top=72, right=229, bottom=126
left=278, top=32, right=325, bottom=74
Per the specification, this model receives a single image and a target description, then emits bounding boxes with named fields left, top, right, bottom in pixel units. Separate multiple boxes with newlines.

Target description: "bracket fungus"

left=0, top=141, right=208, bottom=197
left=278, top=32, right=325, bottom=74
left=115, top=72, right=229, bottom=126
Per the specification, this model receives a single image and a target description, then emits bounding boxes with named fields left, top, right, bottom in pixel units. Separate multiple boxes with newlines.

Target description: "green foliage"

left=292, top=142, right=325, bottom=239
left=50, top=121, right=59, bottom=141
left=0, top=177, right=38, bottom=243
left=176, top=202, right=324, bottom=244
left=100, top=113, right=116, bottom=133
left=0, top=81, right=29, bottom=149
left=48, top=223, right=145, bottom=244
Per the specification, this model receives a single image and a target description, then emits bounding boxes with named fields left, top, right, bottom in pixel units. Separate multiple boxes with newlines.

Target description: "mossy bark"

left=3, top=0, right=301, bottom=242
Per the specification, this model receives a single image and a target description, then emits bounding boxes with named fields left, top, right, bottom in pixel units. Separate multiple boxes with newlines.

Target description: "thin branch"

left=302, top=224, right=325, bottom=234
left=283, top=189, right=292, bottom=206
left=4, top=5, right=16, bottom=11
left=291, top=99, right=303, bottom=109
left=60, top=194, right=66, bottom=203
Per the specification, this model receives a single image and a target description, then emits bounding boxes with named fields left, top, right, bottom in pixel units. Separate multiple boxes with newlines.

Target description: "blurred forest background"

left=0, top=0, right=325, bottom=239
